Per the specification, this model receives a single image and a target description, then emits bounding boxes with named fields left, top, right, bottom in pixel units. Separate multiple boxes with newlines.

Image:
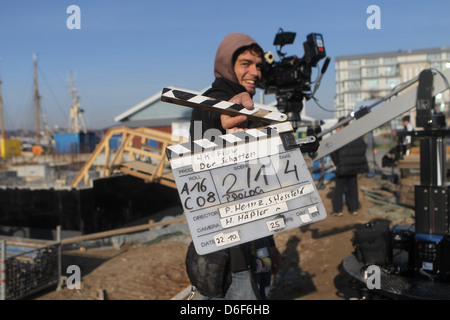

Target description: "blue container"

left=54, top=133, right=80, bottom=154
left=54, top=132, right=97, bottom=154
left=80, top=132, right=96, bottom=153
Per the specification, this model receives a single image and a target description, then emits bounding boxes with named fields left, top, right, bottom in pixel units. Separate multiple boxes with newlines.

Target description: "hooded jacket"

left=188, top=33, right=270, bottom=274
left=213, top=33, right=258, bottom=84
left=331, top=137, right=369, bottom=176
left=189, top=33, right=262, bottom=139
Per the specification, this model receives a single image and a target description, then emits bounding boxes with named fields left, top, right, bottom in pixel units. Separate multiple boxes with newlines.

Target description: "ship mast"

left=33, top=53, right=41, bottom=144
left=0, top=60, right=5, bottom=140
left=68, top=71, right=86, bottom=133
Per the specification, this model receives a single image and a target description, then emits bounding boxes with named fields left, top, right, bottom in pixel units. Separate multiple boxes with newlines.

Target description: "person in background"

left=401, top=115, right=413, bottom=156
left=331, top=118, right=369, bottom=217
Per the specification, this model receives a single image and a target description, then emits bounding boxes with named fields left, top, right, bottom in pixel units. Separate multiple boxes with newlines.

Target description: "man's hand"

left=221, top=92, right=254, bottom=131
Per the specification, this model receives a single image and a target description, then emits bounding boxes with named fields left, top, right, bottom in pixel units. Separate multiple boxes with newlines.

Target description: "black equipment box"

left=415, top=185, right=450, bottom=235
left=392, top=224, right=415, bottom=275
left=413, top=233, right=450, bottom=281
left=353, top=219, right=392, bottom=266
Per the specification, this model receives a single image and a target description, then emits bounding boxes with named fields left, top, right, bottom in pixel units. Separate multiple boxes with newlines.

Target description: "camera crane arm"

left=311, top=67, right=450, bottom=161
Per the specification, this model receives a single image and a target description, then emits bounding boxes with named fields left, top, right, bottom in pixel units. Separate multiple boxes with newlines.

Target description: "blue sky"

left=0, top=0, right=449, bottom=130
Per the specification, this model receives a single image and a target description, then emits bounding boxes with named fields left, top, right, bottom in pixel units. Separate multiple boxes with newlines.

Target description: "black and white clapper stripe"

left=166, top=122, right=293, bottom=160
left=161, top=88, right=287, bottom=124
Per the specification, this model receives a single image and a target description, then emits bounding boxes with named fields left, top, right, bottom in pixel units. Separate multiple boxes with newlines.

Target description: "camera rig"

left=343, top=68, right=450, bottom=295
left=258, top=28, right=330, bottom=131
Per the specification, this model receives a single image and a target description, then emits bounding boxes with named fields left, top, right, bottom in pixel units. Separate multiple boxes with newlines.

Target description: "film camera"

left=258, top=28, right=330, bottom=130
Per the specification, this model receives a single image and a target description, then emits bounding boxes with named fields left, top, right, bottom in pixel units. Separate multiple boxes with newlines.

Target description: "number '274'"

left=223, top=160, right=299, bottom=194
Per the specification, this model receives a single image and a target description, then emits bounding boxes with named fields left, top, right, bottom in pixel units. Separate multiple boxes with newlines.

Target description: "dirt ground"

left=34, top=174, right=414, bottom=300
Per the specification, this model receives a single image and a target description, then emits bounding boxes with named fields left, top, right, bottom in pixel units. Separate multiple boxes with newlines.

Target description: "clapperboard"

left=162, top=88, right=327, bottom=255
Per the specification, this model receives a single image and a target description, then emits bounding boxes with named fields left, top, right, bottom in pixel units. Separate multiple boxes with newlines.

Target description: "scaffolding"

left=71, top=126, right=185, bottom=188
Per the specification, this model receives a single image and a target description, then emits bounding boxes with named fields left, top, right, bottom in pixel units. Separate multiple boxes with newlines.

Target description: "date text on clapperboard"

left=162, top=88, right=327, bottom=255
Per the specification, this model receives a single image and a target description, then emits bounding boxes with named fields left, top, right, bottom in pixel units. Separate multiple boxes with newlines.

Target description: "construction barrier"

left=0, top=237, right=60, bottom=300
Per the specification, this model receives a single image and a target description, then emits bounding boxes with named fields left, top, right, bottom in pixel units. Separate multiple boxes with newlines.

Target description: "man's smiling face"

left=233, top=50, right=263, bottom=96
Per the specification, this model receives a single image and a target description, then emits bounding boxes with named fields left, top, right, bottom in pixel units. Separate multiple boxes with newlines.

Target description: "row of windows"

left=337, top=62, right=449, bottom=81
left=346, top=56, right=398, bottom=67
left=338, top=52, right=450, bottom=68
left=341, top=66, right=399, bottom=79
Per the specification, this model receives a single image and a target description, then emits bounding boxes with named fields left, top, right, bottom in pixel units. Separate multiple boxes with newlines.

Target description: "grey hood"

left=213, top=33, right=261, bottom=84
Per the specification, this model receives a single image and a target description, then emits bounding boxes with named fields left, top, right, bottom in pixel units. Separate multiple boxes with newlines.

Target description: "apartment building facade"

left=335, top=47, right=450, bottom=126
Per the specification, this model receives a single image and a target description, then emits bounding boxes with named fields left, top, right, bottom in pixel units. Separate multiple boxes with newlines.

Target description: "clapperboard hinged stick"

left=161, top=87, right=315, bottom=150
left=161, top=87, right=327, bottom=255
left=161, top=87, right=287, bottom=123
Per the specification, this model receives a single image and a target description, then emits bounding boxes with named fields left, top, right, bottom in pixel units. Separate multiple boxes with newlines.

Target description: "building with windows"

left=335, top=47, right=450, bottom=126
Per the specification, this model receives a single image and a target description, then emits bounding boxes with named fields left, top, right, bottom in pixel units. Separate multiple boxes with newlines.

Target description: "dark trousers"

left=332, top=174, right=359, bottom=213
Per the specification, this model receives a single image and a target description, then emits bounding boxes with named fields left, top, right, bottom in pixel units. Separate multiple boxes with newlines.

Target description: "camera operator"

left=187, top=33, right=281, bottom=300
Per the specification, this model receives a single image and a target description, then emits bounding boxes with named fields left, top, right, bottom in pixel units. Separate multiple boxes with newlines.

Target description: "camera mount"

left=258, top=29, right=329, bottom=131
